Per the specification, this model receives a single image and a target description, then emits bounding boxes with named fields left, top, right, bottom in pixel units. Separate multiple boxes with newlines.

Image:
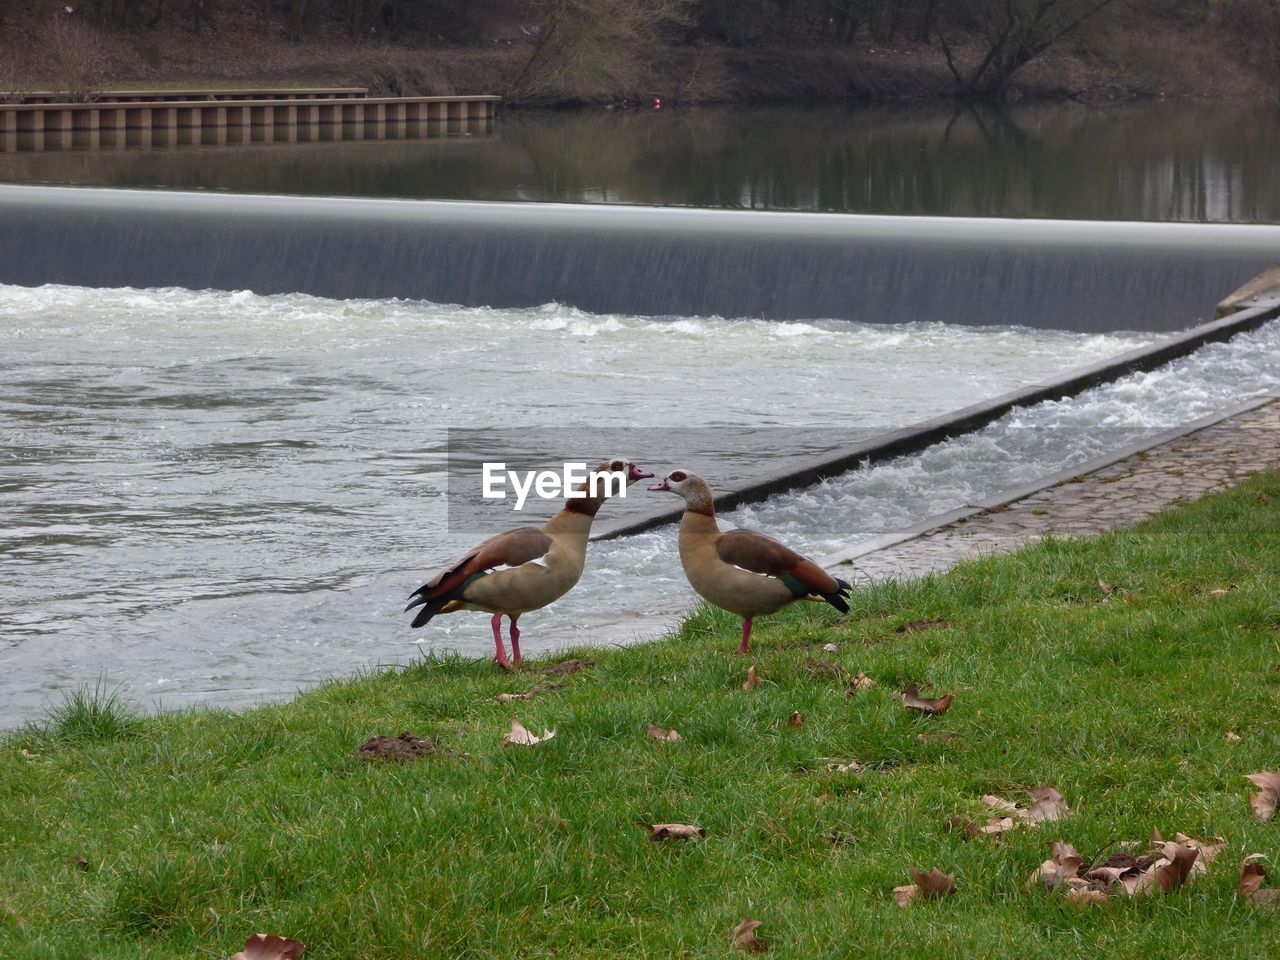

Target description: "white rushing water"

left=2, top=282, right=1275, bottom=725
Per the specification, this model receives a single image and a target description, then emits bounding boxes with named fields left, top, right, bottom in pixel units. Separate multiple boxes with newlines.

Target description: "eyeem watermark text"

left=482, top=462, right=627, bottom=511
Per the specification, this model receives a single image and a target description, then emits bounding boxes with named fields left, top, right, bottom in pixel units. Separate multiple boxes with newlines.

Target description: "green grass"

left=3, top=473, right=1280, bottom=959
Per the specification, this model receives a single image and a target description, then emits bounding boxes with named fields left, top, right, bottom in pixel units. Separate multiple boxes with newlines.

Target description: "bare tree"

left=934, top=0, right=1117, bottom=97
left=514, top=0, right=693, bottom=104
left=44, top=13, right=111, bottom=101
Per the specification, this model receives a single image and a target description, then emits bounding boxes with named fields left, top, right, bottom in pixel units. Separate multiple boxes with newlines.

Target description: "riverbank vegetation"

left=1, top=0, right=1278, bottom=104
left=3, top=471, right=1278, bottom=958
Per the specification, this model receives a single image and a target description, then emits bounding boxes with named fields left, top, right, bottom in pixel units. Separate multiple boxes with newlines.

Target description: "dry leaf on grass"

left=1226, top=731, right=1243, bottom=743
left=494, top=683, right=560, bottom=703
left=502, top=717, right=556, bottom=748
left=893, top=868, right=956, bottom=906
left=900, top=683, right=954, bottom=715
left=231, top=933, right=305, bottom=960
left=1063, top=880, right=1110, bottom=907
left=742, top=666, right=761, bottom=691
left=1028, top=842, right=1084, bottom=890
left=645, top=724, right=682, bottom=743
left=894, top=618, right=951, bottom=634
left=646, top=823, right=706, bottom=841
left=823, top=759, right=863, bottom=774
left=949, top=815, right=1016, bottom=840
left=785, top=711, right=804, bottom=729
left=1024, top=787, right=1072, bottom=823
left=1240, top=856, right=1280, bottom=907
left=1097, top=579, right=1135, bottom=601
left=982, top=786, right=1071, bottom=825
left=1174, top=833, right=1225, bottom=873
left=1246, top=769, right=1280, bottom=820
left=822, top=642, right=841, bottom=653
left=846, top=673, right=875, bottom=696
left=732, top=918, right=767, bottom=953
left=71, top=855, right=90, bottom=872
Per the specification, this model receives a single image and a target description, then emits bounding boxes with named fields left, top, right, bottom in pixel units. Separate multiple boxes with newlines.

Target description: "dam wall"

left=3, top=185, right=1280, bottom=333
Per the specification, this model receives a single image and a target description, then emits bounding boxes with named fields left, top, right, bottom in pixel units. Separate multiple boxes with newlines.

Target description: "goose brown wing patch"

left=716, top=529, right=839, bottom=593
left=415, top=528, right=552, bottom=599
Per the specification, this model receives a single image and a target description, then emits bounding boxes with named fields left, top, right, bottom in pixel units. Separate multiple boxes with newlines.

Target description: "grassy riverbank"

left=4, top=472, right=1280, bottom=959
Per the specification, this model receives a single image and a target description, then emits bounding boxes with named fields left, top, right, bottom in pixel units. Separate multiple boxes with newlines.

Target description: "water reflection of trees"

left=1, top=103, right=1277, bottom=222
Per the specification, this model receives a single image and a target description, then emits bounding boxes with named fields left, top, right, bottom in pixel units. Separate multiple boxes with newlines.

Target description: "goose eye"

left=670, top=471, right=686, bottom=482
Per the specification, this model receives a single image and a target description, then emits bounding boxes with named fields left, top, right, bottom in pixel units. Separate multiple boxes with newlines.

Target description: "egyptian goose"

left=405, top=459, right=653, bottom=670
left=650, top=470, right=851, bottom=653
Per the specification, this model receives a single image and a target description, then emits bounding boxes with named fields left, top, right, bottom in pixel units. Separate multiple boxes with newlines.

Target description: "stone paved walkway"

left=828, top=396, right=1280, bottom=583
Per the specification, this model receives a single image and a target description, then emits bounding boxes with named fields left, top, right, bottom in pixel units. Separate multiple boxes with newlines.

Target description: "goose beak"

left=628, top=464, right=655, bottom=482
left=648, top=478, right=670, bottom=492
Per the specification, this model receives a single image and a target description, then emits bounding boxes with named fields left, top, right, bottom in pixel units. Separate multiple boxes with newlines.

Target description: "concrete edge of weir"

left=589, top=292, right=1280, bottom=543
left=811, top=388, right=1280, bottom=570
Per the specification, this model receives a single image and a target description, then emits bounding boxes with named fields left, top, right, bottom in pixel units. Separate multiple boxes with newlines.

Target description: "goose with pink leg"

left=405, top=459, right=654, bottom=670
left=649, top=469, right=852, bottom=654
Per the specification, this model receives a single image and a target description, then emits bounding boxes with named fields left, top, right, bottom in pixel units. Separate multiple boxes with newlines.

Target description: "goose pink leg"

left=509, top=616, right=522, bottom=667
left=738, top=618, right=753, bottom=655
left=491, top=613, right=513, bottom=671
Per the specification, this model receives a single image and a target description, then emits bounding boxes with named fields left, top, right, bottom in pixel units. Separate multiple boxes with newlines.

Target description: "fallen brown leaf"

left=1174, top=833, right=1225, bottom=873
left=1226, top=730, right=1243, bottom=743
left=495, top=689, right=538, bottom=703
left=982, top=786, right=1071, bottom=825
left=1246, top=769, right=1280, bottom=820
left=541, top=658, right=594, bottom=676
left=647, top=823, right=706, bottom=841
left=911, top=868, right=956, bottom=900
left=895, top=618, right=951, bottom=634
left=1063, top=880, right=1109, bottom=907
left=1239, top=855, right=1280, bottom=906
left=824, top=759, right=863, bottom=774
left=1153, top=841, right=1199, bottom=893
left=502, top=717, right=556, bottom=748
left=1024, top=786, right=1072, bottom=823
left=742, top=666, right=761, bottom=691
left=1028, top=841, right=1084, bottom=890
left=846, top=673, right=875, bottom=695
left=821, top=642, right=841, bottom=654
left=900, top=683, right=954, bottom=715
left=732, top=918, right=767, bottom=953
left=947, top=815, right=1014, bottom=840
left=891, top=885, right=919, bottom=907
left=785, top=711, right=804, bottom=729
left=645, top=724, right=682, bottom=743
left=1240, top=856, right=1268, bottom=898
left=231, top=933, right=305, bottom=960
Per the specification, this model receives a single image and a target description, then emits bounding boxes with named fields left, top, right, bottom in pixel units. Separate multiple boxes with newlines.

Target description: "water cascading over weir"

left=3, top=183, right=1280, bottom=334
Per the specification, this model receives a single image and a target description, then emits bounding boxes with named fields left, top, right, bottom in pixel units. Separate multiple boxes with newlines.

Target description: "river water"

left=2, top=102, right=1278, bottom=724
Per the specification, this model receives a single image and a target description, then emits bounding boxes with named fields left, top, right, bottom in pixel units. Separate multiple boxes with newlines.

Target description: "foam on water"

left=1, top=282, right=1272, bottom=724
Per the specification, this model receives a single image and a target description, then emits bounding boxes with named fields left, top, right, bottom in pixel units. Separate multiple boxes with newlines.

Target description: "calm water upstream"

left=1, top=102, right=1278, bottom=220
left=2, top=102, right=1279, bottom=724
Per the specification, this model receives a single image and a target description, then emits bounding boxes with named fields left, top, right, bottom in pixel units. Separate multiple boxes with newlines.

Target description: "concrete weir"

left=2, top=186, right=1280, bottom=334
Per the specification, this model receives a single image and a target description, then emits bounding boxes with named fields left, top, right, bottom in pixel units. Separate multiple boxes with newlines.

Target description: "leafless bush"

left=513, top=0, right=693, bottom=104
left=44, top=14, right=112, bottom=101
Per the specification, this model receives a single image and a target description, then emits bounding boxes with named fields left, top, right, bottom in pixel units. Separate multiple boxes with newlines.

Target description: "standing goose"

left=405, top=459, right=653, bottom=670
left=650, top=470, right=851, bottom=654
